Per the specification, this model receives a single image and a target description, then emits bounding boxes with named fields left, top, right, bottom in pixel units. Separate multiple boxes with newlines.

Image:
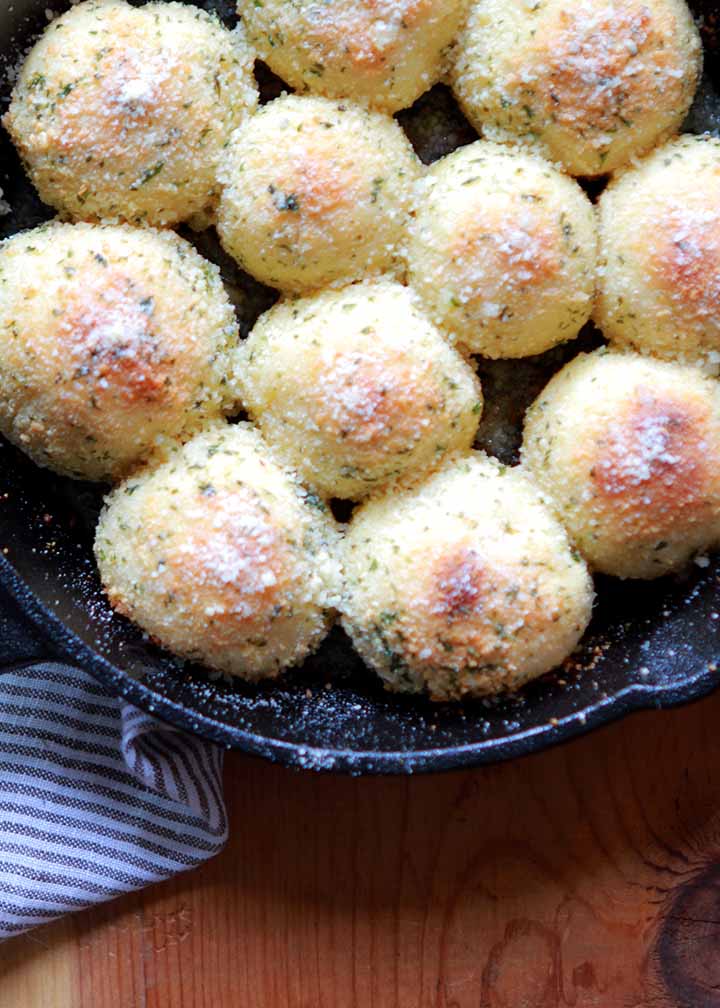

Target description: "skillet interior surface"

left=1, top=0, right=720, bottom=774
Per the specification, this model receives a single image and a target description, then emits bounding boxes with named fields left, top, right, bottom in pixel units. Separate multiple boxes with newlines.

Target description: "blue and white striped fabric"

left=0, top=600, right=228, bottom=940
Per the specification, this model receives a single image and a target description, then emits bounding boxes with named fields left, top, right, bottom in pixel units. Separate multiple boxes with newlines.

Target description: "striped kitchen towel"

left=0, top=592, right=227, bottom=940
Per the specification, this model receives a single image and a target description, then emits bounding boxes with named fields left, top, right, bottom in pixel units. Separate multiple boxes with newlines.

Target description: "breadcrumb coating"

left=4, top=0, right=257, bottom=226
left=405, top=140, right=596, bottom=358
left=240, top=278, right=482, bottom=499
left=597, top=135, right=720, bottom=364
left=237, top=0, right=468, bottom=113
left=95, top=423, right=341, bottom=680
left=522, top=350, right=720, bottom=578
left=451, top=0, right=701, bottom=176
left=0, top=222, right=240, bottom=481
left=341, top=452, right=593, bottom=699
left=217, top=95, right=421, bottom=294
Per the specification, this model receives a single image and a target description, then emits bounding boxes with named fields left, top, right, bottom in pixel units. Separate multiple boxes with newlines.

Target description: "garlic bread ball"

left=4, top=0, right=257, bottom=226
left=0, top=223, right=240, bottom=482
left=597, top=136, right=720, bottom=364
left=237, top=0, right=467, bottom=114
left=405, top=141, right=596, bottom=358
left=95, top=424, right=340, bottom=680
left=241, top=279, right=482, bottom=500
left=451, top=0, right=701, bottom=177
left=217, top=95, right=421, bottom=294
left=522, top=351, right=720, bottom=579
left=341, top=453, right=593, bottom=700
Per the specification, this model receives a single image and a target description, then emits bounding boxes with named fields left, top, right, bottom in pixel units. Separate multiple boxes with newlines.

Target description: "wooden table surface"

left=3, top=688, right=720, bottom=1008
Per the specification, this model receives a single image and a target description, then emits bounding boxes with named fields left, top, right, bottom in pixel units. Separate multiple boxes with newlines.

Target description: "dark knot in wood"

left=657, top=863, right=720, bottom=1007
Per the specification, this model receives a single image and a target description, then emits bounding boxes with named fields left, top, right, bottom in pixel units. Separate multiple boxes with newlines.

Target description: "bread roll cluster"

left=0, top=0, right=713, bottom=700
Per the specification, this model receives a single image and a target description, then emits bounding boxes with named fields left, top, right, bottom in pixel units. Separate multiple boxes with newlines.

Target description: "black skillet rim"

left=3, top=0, right=720, bottom=775
left=3, top=552, right=719, bottom=775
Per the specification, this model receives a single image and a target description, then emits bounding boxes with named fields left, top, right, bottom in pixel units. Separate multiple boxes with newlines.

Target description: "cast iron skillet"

left=1, top=0, right=720, bottom=775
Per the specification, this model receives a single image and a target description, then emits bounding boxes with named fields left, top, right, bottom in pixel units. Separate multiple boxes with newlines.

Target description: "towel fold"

left=0, top=587, right=227, bottom=941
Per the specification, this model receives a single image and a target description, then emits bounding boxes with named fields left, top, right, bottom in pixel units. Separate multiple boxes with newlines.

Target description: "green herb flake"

left=269, top=184, right=300, bottom=212
left=370, top=177, right=384, bottom=203
left=130, top=161, right=165, bottom=190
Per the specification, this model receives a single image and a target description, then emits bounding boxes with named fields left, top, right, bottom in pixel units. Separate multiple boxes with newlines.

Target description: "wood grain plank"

left=5, top=691, right=720, bottom=1007
left=0, top=917, right=78, bottom=1008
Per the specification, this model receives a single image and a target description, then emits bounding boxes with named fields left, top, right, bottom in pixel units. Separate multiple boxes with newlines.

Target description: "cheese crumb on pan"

left=341, top=452, right=593, bottom=700
left=95, top=422, right=341, bottom=681
left=4, top=0, right=257, bottom=226
left=0, top=222, right=241, bottom=482
left=451, top=0, right=701, bottom=177
left=521, top=350, right=720, bottom=579
left=404, top=140, right=596, bottom=358
left=240, top=278, right=482, bottom=500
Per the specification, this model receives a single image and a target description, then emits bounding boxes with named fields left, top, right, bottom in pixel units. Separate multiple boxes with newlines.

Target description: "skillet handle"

left=0, top=584, right=54, bottom=669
